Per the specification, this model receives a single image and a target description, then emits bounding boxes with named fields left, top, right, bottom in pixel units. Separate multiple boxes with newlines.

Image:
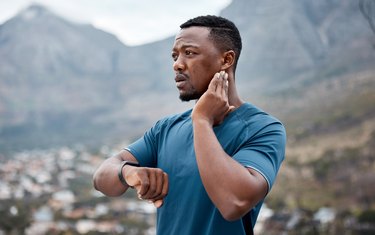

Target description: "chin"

left=179, top=93, right=201, bottom=102
left=179, top=95, right=193, bottom=102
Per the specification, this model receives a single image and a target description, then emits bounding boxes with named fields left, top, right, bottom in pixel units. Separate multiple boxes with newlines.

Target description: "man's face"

left=171, top=27, right=223, bottom=101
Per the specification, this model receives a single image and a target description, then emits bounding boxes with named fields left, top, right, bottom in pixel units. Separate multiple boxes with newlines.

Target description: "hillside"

left=267, top=69, right=375, bottom=211
left=0, top=0, right=374, bottom=154
left=0, top=0, right=374, bottom=233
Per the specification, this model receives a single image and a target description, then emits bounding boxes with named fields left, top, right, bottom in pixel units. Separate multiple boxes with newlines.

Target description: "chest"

left=157, top=120, right=196, bottom=177
left=156, top=118, right=246, bottom=176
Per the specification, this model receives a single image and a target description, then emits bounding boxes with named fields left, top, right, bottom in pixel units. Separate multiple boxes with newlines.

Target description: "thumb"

left=125, top=175, right=139, bottom=188
left=124, top=167, right=141, bottom=188
left=133, top=185, right=143, bottom=199
left=153, top=199, right=164, bottom=208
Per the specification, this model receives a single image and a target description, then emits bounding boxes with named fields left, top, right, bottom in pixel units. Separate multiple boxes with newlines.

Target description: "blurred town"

left=1, top=145, right=374, bottom=235
left=0, top=146, right=157, bottom=235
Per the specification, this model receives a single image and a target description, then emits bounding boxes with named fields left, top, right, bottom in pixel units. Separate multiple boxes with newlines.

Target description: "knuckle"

left=139, top=168, right=151, bottom=178
left=154, top=168, right=163, bottom=174
left=142, top=180, right=150, bottom=188
left=135, top=168, right=145, bottom=176
left=149, top=188, right=156, bottom=195
left=206, top=91, right=215, bottom=97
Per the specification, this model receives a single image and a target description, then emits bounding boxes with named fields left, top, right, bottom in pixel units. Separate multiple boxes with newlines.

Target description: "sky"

left=0, top=0, right=232, bottom=46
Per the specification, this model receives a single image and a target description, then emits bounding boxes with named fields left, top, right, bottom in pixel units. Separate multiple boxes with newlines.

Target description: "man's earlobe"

left=221, top=50, right=235, bottom=70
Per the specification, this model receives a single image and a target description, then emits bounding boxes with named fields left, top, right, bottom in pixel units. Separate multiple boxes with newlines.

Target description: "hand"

left=192, top=71, right=235, bottom=126
left=124, top=166, right=169, bottom=208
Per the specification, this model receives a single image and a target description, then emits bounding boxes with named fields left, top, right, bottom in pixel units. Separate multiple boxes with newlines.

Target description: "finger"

left=134, top=185, right=142, bottom=199
left=151, top=169, right=164, bottom=199
left=142, top=170, right=156, bottom=199
left=161, top=172, right=169, bottom=198
left=137, top=170, right=150, bottom=196
left=224, top=72, right=229, bottom=96
left=217, top=71, right=225, bottom=95
left=208, top=72, right=220, bottom=92
left=223, top=73, right=230, bottom=102
left=220, top=72, right=228, bottom=98
left=150, top=172, right=169, bottom=202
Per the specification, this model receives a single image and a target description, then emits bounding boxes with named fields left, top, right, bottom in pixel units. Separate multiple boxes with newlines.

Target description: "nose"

left=173, top=57, right=185, bottom=72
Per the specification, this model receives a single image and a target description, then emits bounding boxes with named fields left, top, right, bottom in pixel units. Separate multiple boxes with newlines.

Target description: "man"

left=93, top=15, right=286, bottom=234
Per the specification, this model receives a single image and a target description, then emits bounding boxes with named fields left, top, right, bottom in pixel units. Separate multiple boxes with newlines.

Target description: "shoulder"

left=232, top=103, right=286, bottom=146
left=152, top=109, right=192, bottom=131
left=235, top=103, right=284, bottom=129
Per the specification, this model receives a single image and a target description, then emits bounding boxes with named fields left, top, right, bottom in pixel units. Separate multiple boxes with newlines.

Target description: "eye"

left=171, top=52, right=178, bottom=61
left=185, top=50, right=193, bottom=56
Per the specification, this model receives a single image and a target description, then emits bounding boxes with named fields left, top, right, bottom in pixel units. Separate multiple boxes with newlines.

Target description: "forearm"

left=93, top=151, right=131, bottom=196
left=193, top=120, right=265, bottom=220
left=93, top=150, right=169, bottom=208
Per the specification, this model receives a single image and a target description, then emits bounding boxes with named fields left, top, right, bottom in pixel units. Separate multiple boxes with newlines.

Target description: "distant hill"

left=0, top=0, right=374, bottom=153
left=221, top=0, right=374, bottom=92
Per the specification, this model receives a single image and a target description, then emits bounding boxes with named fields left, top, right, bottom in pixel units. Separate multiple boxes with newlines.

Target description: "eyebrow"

left=173, top=42, right=200, bottom=51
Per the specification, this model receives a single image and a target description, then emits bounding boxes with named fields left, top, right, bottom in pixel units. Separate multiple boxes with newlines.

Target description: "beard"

left=179, top=89, right=202, bottom=102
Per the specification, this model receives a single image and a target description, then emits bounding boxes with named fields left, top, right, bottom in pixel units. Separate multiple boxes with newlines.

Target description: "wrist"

left=193, top=118, right=215, bottom=132
left=192, top=115, right=214, bottom=127
left=118, top=161, right=140, bottom=187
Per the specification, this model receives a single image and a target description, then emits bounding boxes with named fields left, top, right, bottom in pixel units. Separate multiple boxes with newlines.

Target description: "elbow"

left=221, top=211, right=242, bottom=222
left=92, top=171, right=101, bottom=191
left=92, top=176, right=99, bottom=191
left=219, top=199, right=253, bottom=222
left=92, top=171, right=123, bottom=197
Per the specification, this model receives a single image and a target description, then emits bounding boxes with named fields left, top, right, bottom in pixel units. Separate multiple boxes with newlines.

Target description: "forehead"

left=173, top=27, right=212, bottom=49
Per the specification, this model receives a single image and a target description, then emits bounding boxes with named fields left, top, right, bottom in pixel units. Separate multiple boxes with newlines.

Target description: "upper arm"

left=117, top=149, right=139, bottom=163
left=123, top=120, right=165, bottom=167
left=246, top=167, right=268, bottom=198
left=233, top=122, right=286, bottom=191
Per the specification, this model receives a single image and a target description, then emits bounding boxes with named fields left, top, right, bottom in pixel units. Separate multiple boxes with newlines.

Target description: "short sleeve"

left=232, top=122, right=286, bottom=191
left=124, top=120, right=162, bottom=167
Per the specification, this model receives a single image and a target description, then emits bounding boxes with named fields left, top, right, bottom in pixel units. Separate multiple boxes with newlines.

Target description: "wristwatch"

left=118, top=161, right=140, bottom=187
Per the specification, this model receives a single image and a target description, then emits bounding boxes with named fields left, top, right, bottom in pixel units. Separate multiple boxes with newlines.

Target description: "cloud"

left=0, top=0, right=231, bottom=46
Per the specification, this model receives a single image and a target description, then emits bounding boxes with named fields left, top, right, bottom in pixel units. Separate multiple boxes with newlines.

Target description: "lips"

left=175, top=73, right=188, bottom=82
left=176, top=81, right=187, bottom=89
left=175, top=74, right=188, bottom=89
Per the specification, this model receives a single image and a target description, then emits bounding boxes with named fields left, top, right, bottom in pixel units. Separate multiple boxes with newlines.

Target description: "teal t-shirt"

left=125, top=103, right=286, bottom=235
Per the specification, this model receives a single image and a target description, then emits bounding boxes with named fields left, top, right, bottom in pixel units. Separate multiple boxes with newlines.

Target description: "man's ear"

left=220, top=50, right=235, bottom=70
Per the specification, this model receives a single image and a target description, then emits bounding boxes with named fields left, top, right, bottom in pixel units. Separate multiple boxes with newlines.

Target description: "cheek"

left=202, top=58, right=222, bottom=77
left=195, top=77, right=212, bottom=95
left=189, top=57, right=221, bottom=90
left=190, top=68, right=211, bottom=91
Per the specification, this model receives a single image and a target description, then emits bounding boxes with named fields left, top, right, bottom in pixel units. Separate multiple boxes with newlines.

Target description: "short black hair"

left=180, top=15, right=242, bottom=71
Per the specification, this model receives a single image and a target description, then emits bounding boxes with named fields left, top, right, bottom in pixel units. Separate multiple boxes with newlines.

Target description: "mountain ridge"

left=0, top=0, right=374, bottom=152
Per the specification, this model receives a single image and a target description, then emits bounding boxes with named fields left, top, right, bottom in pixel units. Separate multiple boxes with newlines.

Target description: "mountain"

left=0, top=4, right=162, bottom=150
left=0, top=4, right=130, bottom=78
left=0, top=0, right=374, bottom=153
left=221, top=0, right=374, bottom=92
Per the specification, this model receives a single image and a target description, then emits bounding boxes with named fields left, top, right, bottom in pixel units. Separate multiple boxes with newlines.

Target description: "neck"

left=227, top=73, right=244, bottom=108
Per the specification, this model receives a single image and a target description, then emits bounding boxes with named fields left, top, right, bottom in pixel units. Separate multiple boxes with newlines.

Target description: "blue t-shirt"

left=125, top=103, right=286, bottom=235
